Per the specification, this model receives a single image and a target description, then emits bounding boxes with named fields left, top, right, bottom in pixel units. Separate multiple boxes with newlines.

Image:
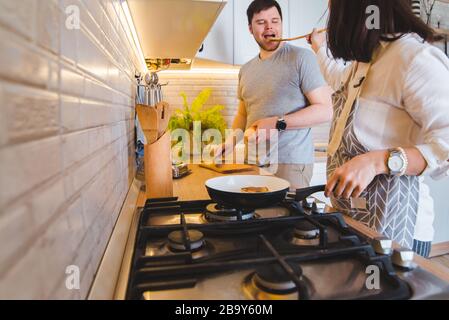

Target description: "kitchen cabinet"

left=197, top=0, right=327, bottom=65
left=196, top=0, right=234, bottom=64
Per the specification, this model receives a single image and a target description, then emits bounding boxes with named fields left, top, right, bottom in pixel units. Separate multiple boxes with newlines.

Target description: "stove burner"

left=290, top=221, right=320, bottom=246
left=204, top=203, right=256, bottom=222
left=168, top=230, right=205, bottom=251
left=242, top=264, right=302, bottom=300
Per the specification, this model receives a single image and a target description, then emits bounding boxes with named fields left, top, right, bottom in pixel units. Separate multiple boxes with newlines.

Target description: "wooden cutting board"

left=136, top=104, right=159, bottom=144
left=144, top=131, right=173, bottom=198
left=155, top=101, right=170, bottom=139
left=199, top=163, right=255, bottom=174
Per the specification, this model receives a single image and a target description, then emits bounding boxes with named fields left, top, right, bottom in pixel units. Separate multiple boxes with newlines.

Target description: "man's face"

left=249, top=6, right=283, bottom=52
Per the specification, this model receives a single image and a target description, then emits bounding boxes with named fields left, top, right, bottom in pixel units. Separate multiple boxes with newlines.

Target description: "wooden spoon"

left=270, top=28, right=327, bottom=42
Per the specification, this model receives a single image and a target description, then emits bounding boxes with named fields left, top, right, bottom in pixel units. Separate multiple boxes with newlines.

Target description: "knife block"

left=144, top=131, right=173, bottom=199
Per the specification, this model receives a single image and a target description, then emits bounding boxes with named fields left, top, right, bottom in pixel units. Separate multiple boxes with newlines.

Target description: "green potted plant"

left=168, top=88, right=227, bottom=157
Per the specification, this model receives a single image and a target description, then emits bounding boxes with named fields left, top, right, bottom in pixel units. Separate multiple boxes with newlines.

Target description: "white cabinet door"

left=288, top=0, right=328, bottom=48
left=233, top=0, right=289, bottom=66
left=196, top=0, right=234, bottom=64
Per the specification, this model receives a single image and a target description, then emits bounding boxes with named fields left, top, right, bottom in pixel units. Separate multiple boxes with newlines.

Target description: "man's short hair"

left=247, top=0, right=283, bottom=25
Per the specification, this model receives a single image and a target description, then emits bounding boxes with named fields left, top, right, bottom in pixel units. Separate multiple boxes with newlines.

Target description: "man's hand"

left=246, top=116, right=278, bottom=142
left=325, top=152, right=384, bottom=199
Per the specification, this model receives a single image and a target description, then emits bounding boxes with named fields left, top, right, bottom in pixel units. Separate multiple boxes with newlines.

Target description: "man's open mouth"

left=263, top=34, right=276, bottom=40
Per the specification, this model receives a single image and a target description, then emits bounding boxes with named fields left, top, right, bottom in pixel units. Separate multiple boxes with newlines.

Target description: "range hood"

left=127, top=0, right=227, bottom=71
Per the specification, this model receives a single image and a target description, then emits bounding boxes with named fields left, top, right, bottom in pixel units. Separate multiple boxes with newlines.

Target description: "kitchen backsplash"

left=0, top=0, right=141, bottom=299
left=158, top=71, right=331, bottom=144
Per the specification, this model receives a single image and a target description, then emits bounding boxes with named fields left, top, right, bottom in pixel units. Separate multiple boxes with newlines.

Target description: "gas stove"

left=119, top=193, right=449, bottom=300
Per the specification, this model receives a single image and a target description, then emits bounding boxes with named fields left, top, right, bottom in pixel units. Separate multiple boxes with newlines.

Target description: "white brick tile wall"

left=0, top=0, right=142, bottom=299
left=0, top=203, right=33, bottom=275
left=0, top=92, right=6, bottom=147
left=31, top=177, right=66, bottom=227
left=36, top=0, right=60, bottom=55
left=1, top=82, right=60, bottom=144
left=62, top=130, right=90, bottom=169
left=0, top=242, right=47, bottom=299
left=60, top=95, right=81, bottom=132
left=64, top=195, right=86, bottom=252
left=60, top=66, right=85, bottom=96
left=0, top=0, right=36, bottom=41
left=0, top=28, right=56, bottom=89
left=0, top=137, right=63, bottom=208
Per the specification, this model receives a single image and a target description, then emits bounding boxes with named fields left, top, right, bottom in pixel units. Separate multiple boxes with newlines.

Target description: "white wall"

left=0, top=0, right=143, bottom=299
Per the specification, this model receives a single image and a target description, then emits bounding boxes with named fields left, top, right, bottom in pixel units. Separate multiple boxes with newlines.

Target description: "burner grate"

left=126, top=197, right=412, bottom=300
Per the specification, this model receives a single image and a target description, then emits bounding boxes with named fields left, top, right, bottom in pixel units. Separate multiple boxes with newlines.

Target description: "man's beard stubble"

left=255, top=38, right=281, bottom=52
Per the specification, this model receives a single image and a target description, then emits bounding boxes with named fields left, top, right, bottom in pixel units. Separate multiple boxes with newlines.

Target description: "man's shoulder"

left=240, top=56, right=259, bottom=74
left=283, top=44, right=316, bottom=61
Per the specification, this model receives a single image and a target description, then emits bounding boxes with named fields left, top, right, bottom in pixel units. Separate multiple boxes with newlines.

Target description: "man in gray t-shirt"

left=221, top=0, right=332, bottom=188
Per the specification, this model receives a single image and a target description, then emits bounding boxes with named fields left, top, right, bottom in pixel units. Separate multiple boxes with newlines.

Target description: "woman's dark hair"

left=247, top=0, right=283, bottom=25
left=327, top=0, right=439, bottom=62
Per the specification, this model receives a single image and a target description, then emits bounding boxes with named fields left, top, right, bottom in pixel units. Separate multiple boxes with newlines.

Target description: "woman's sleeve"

left=403, top=46, right=449, bottom=180
left=316, top=45, right=353, bottom=91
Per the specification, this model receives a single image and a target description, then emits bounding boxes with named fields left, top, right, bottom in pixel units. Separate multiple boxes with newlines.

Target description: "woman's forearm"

left=370, top=147, right=428, bottom=176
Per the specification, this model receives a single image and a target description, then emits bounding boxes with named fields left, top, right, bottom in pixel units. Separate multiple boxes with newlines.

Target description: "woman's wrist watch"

left=387, top=147, right=408, bottom=176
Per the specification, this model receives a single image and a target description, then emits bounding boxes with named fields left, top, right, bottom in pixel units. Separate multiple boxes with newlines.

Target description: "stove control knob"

left=313, top=202, right=326, bottom=214
left=372, top=236, right=393, bottom=255
left=392, top=248, right=416, bottom=269
left=303, top=197, right=314, bottom=209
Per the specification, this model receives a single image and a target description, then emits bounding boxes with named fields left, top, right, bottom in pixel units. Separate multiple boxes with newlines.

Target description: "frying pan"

left=205, top=175, right=325, bottom=209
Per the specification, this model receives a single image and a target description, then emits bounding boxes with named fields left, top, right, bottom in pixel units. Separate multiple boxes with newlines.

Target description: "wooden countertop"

left=137, top=164, right=449, bottom=284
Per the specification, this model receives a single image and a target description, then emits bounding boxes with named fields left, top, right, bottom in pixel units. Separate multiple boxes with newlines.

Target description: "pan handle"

left=293, top=185, right=326, bottom=201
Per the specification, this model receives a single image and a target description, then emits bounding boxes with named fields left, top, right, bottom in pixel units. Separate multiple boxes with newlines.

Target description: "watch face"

left=388, top=155, right=404, bottom=172
left=277, top=120, right=287, bottom=131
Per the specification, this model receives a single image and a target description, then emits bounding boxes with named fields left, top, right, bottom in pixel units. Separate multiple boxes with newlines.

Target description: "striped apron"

left=326, top=62, right=423, bottom=253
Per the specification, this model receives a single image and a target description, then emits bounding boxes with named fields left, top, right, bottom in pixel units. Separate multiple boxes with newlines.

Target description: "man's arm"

left=213, top=101, right=247, bottom=160
left=284, top=85, right=333, bottom=129
left=232, top=100, right=247, bottom=131
left=247, top=85, right=333, bottom=137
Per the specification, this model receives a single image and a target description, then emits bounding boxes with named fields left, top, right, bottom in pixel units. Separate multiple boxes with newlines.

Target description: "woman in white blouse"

left=308, top=0, right=449, bottom=257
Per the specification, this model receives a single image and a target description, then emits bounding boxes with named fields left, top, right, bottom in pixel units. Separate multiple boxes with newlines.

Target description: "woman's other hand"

left=307, top=28, right=326, bottom=54
left=325, top=151, right=389, bottom=199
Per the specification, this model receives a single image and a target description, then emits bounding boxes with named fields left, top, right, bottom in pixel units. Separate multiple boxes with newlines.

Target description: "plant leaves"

left=191, top=88, right=211, bottom=114
left=168, top=89, right=227, bottom=135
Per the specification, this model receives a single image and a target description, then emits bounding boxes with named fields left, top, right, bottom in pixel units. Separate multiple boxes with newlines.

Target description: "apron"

left=326, top=59, right=420, bottom=250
